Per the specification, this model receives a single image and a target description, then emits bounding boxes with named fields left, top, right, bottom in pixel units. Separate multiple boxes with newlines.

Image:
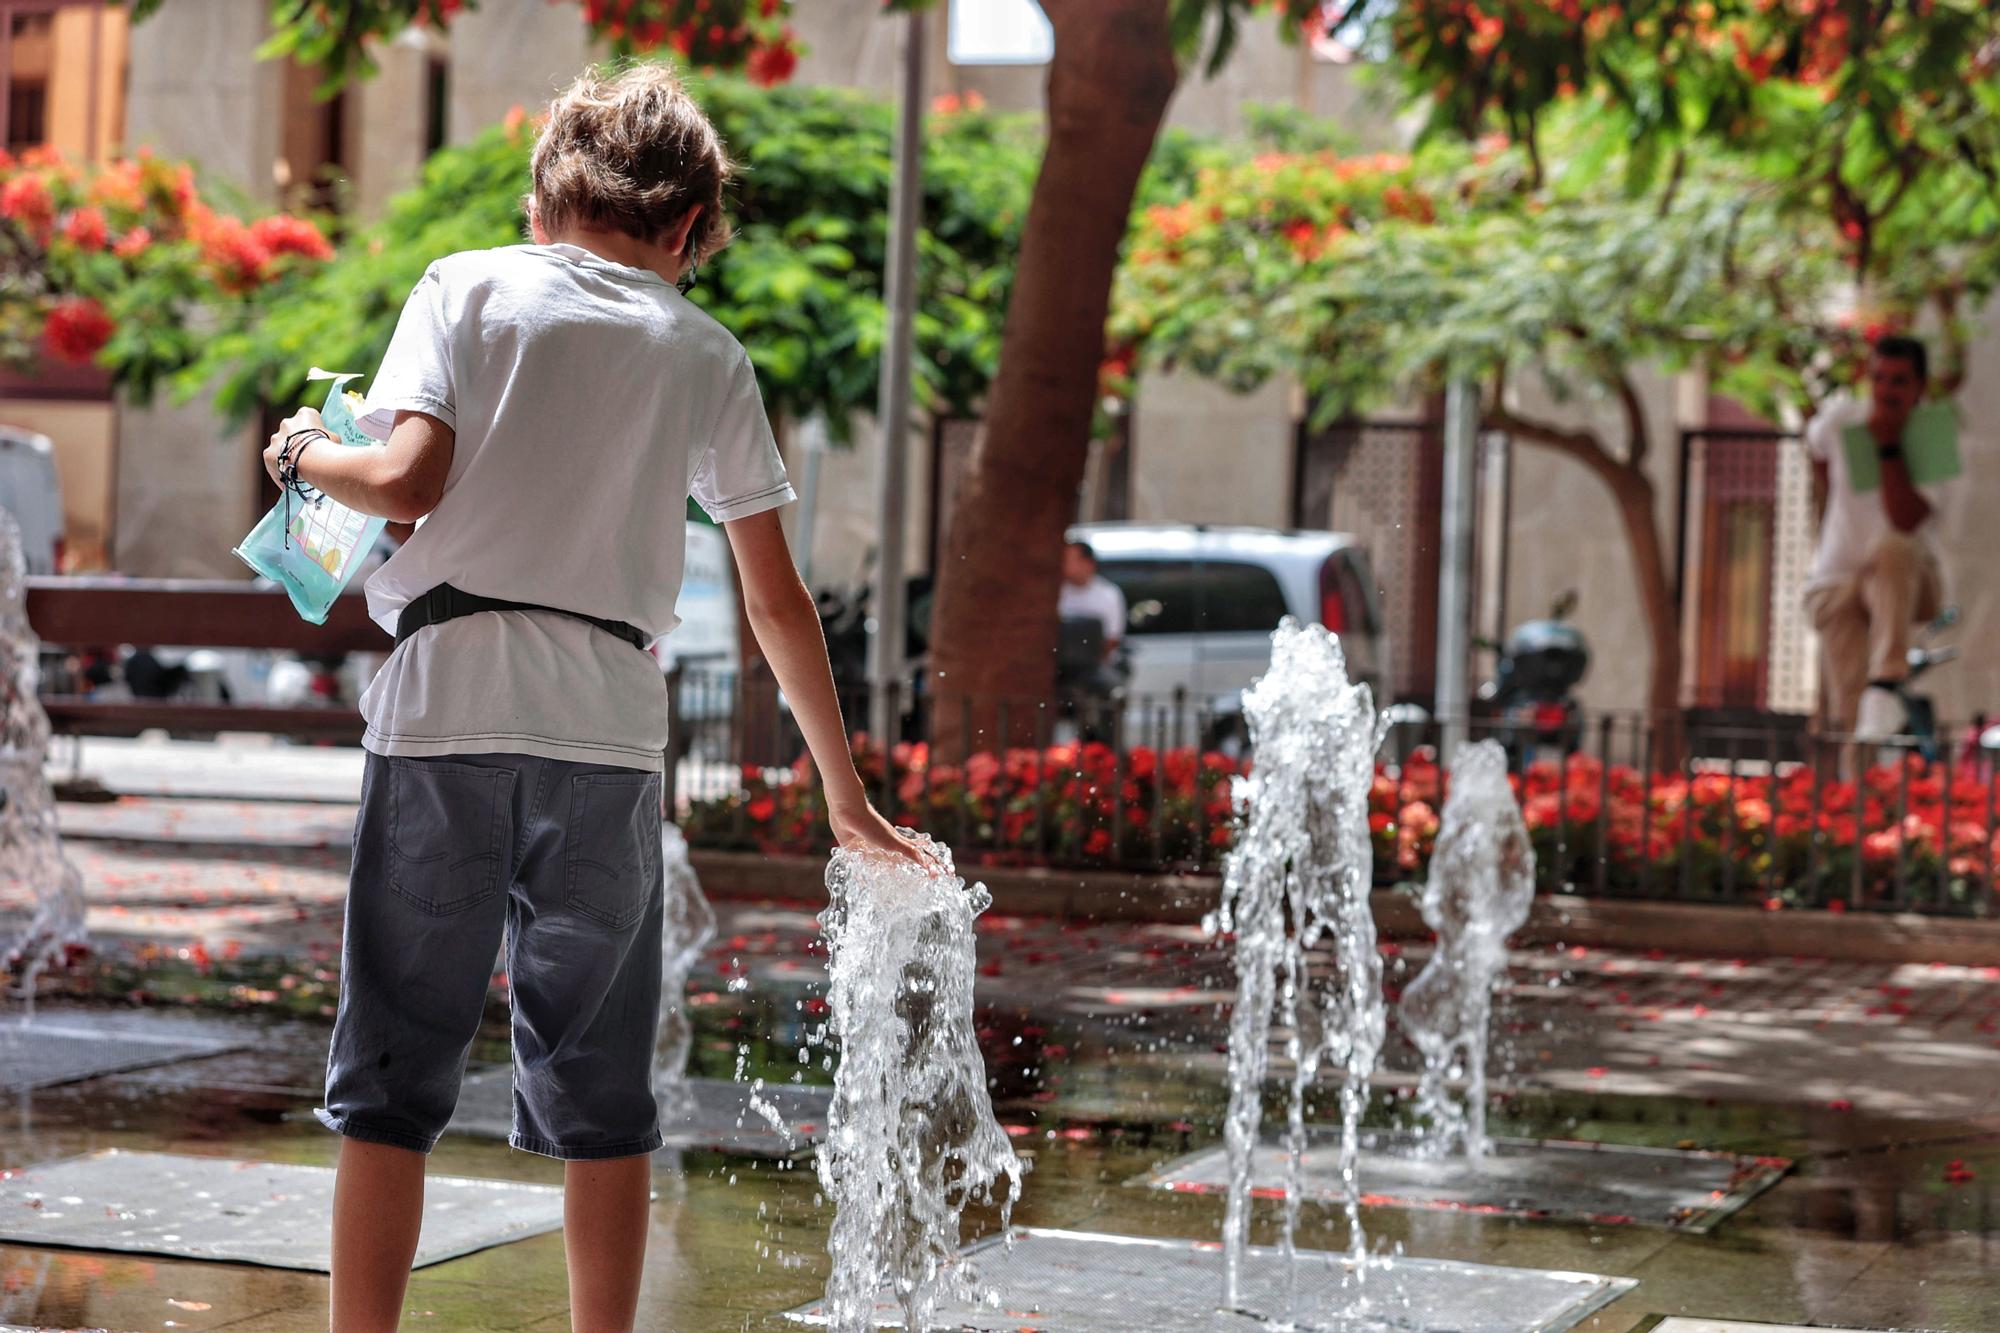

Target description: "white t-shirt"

left=354, top=243, right=794, bottom=770
left=1804, top=394, right=1953, bottom=597
left=1058, top=575, right=1126, bottom=646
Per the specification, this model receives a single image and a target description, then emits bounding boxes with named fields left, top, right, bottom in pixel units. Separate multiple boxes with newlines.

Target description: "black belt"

left=395, top=583, right=650, bottom=652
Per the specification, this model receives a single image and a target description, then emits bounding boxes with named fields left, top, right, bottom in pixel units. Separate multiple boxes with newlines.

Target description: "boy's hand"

left=829, top=797, right=942, bottom=874
left=263, top=406, right=329, bottom=486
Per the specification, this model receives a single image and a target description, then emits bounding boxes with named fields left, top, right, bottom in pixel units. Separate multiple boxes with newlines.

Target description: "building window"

left=424, top=56, right=448, bottom=157
left=947, top=0, right=1051, bottom=66
left=1, top=2, right=124, bottom=161
left=5, top=76, right=42, bottom=149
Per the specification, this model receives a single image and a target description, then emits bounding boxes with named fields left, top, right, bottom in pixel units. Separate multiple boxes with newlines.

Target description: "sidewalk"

left=37, top=737, right=2000, bottom=1124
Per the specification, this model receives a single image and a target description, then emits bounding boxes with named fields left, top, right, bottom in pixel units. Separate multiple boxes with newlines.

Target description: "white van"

left=0, top=427, right=63, bottom=574
left=1069, top=522, right=1389, bottom=744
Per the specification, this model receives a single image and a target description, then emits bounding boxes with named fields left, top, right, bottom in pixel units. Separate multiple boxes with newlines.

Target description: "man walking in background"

left=1058, top=539, right=1125, bottom=666
left=1805, top=335, right=1959, bottom=738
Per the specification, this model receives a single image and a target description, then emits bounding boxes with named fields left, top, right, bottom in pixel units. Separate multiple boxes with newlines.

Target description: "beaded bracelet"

left=277, top=428, right=332, bottom=550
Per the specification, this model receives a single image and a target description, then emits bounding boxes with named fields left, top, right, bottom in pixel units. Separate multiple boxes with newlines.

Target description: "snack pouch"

left=233, top=368, right=391, bottom=625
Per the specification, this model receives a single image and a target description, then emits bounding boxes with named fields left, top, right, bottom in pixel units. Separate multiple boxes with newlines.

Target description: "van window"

left=1100, top=560, right=1195, bottom=636
left=1199, top=562, right=1295, bottom=632
left=1099, top=559, right=1292, bottom=636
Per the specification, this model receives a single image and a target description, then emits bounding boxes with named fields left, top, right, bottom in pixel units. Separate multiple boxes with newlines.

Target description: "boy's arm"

left=265, top=407, right=454, bottom=524
left=723, top=509, right=933, bottom=867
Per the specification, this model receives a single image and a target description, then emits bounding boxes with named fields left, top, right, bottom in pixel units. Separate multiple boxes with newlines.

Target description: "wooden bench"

left=27, top=577, right=387, bottom=742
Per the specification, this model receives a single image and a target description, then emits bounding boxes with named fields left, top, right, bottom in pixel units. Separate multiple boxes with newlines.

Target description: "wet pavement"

left=0, top=737, right=1994, bottom=1330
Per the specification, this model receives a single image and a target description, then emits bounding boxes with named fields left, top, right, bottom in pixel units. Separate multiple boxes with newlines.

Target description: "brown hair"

left=529, top=63, right=733, bottom=262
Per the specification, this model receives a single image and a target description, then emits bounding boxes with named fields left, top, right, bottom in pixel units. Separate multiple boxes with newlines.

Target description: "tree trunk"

left=1606, top=464, right=1683, bottom=727
left=1489, top=404, right=1683, bottom=734
left=925, top=0, right=1179, bottom=759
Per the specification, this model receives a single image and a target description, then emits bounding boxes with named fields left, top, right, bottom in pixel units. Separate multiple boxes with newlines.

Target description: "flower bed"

left=683, top=739, right=2000, bottom=914
left=683, top=738, right=1241, bottom=871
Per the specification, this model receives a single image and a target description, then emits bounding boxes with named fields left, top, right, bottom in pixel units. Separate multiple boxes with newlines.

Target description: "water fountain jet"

left=0, top=507, right=85, bottom=1007
left=816, top=838, right=1023, bottom=1332
left=1211, top=618, right=1388, bottom=1315
left=1399, top=739, right=1535, bottom=1160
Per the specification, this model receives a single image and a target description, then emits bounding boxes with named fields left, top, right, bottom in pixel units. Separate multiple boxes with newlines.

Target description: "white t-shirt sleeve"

left=363, top=264, right=457, bottom=433
left=690, top=351, right=795, bottom=522
left=1099, top=579, right=1126, bottom=642
left=1804, top=406, right=1836, bottom=462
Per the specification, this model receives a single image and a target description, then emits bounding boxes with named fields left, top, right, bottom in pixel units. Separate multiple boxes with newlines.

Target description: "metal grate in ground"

left=1132, top=1130, right=1790, bottom=1232
left=782, top=1226, right=1634, bottom=1331
left=0, top=1149, right=562, bottom=1271
left=0, top=1017, right=244, bottom=1092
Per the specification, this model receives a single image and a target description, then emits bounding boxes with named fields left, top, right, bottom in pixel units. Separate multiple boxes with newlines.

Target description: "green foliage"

left=184, top=77, right=1040, bottom=432
left=1373, top=1, right=2000, bottom=283
left=1111, top=132, right=1862, bottom=426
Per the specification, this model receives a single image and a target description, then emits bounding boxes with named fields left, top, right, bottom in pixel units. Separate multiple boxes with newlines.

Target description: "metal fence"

left=671, top=668, right=1997, bottom=918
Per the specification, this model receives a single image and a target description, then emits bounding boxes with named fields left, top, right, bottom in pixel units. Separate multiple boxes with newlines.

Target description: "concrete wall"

left=117, top=0, right=277, bottom=576
left=1129, top=374, right=1294, bottom=528
left=793, top=417, right=932, bottom=594
left=345, top=39, right=432, bottom=218
left=123, top=0, right=281, bottom=205
left=1500, top=368, right=1682, bottom=715
left=111, top=387, right=260, bottom=580
left=444, top=5, right=596, bottom=146
left=1928, top=295, right=2000, bottom=724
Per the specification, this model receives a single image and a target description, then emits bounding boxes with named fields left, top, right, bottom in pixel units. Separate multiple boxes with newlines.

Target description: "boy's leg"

left=321, top=754, right=519, bottom=1325
left=507, top=762, right=667, bottom=1328
left=565, top=1155, right=653, bottom=1332
left=330, top=1139, right=426, bottom=1333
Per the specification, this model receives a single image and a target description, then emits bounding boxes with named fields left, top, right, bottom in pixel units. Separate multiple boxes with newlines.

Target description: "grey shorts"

left=318, top=751, right=666, bottom=1161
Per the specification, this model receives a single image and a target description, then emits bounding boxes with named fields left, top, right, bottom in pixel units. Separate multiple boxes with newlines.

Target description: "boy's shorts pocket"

left=563, top=772, right=661, bottom=930
left=387, top=759, right=514, bottom=916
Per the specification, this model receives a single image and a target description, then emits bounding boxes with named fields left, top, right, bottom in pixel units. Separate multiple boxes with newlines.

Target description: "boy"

left=263, top=65, right=924, bottom=1332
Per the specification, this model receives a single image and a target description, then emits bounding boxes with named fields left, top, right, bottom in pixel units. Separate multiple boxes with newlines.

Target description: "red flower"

left=0, top=173, right=54, bottom=238
left=249, top=213, right=334, bottom=263
left=43, top=297, right=115, bottom=364
left=113, top=225, right=152, bottom=259
left=1084, top=829, right=1112, bottom=858
left=194, top=211, right=272, bottom=291
left=748, top=35, right=800, bottom=87
left=59, top=205, right=109, bottom=251
left=747, top=795, right=776, bottom=823
left=1127, top=747, right=1157, bottom=783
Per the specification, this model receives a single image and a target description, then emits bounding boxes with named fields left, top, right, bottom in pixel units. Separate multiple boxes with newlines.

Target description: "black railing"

left=671, top=669, right=1997, bottom=918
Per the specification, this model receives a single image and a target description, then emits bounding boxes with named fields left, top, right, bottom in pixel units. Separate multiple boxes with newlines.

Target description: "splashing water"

left=0, top=507, right=85, bottom=1008
left=1210, top=619, right=1388, bottom=1315
left=817, top=838, right=1025, bottom=1332
left=1399, top=739, right=1535, bottom=1160
left=655, top=823, right=715, bottom=1119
